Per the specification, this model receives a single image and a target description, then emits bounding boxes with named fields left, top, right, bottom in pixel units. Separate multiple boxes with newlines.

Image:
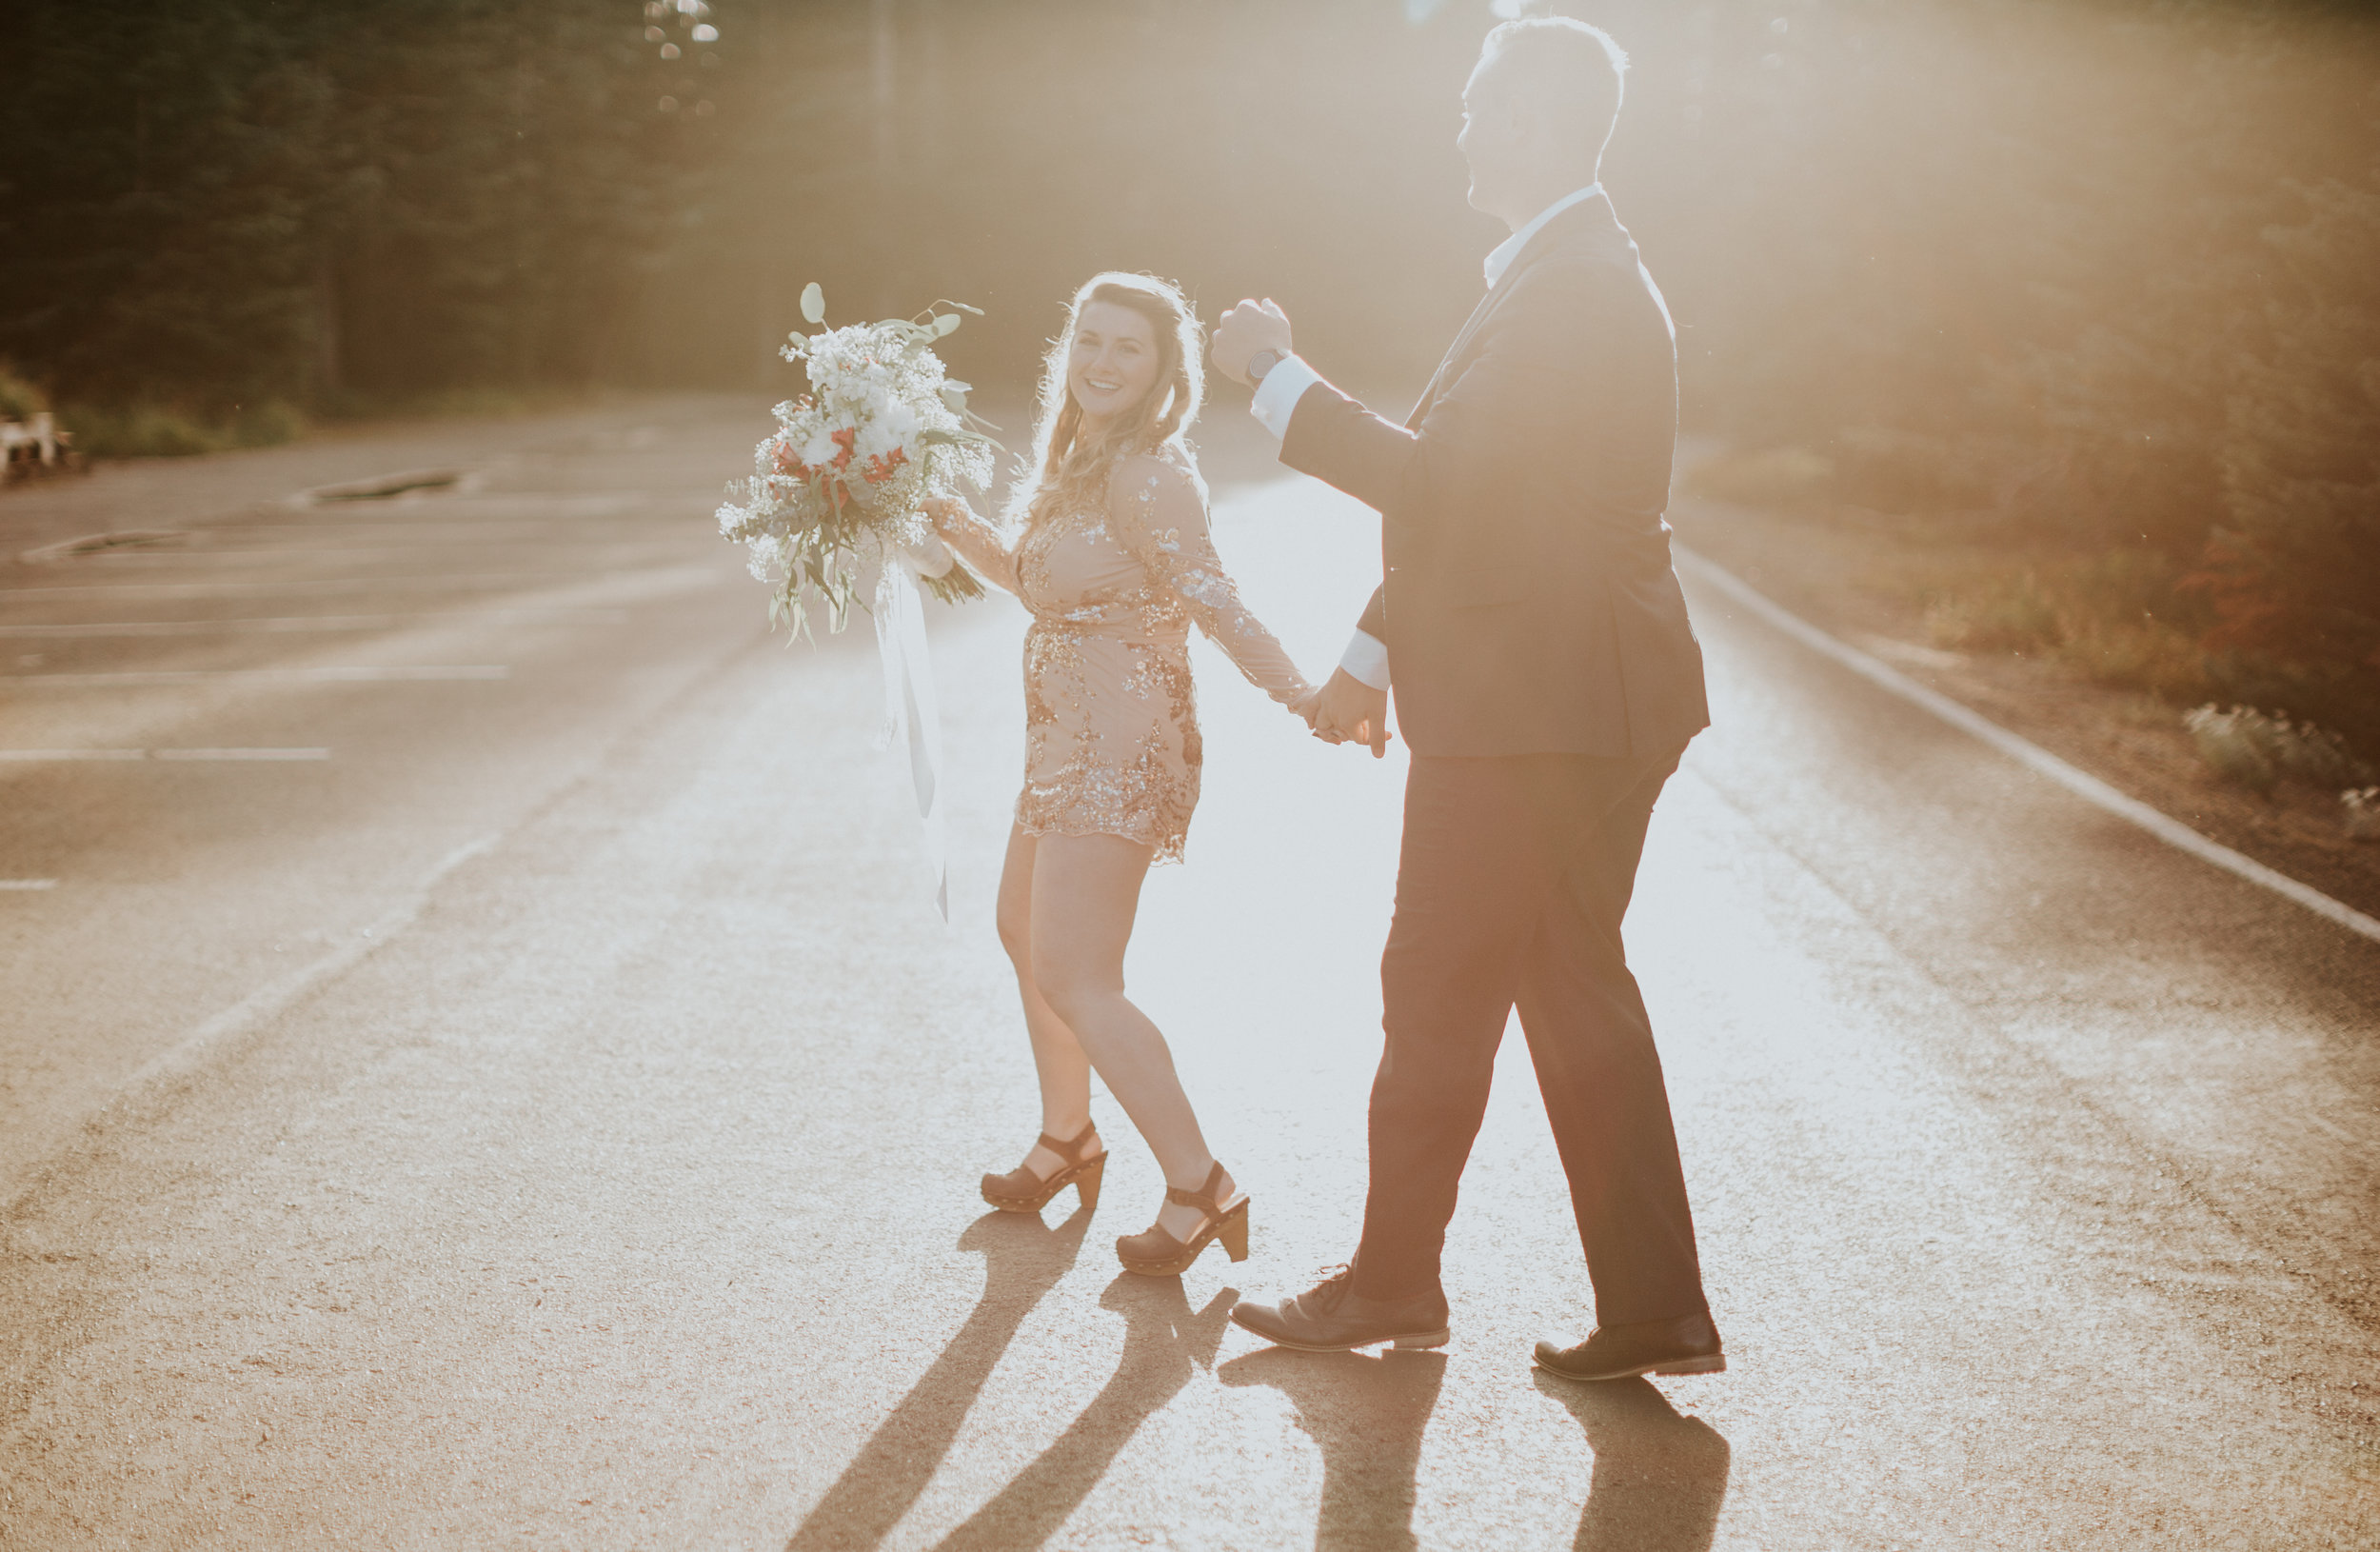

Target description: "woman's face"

left=1067, top=300, right=1163, bottom=425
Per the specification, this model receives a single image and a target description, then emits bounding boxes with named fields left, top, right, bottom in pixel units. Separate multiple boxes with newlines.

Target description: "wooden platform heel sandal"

left=980, top=1123, right=1105, bottom=1215
left=1115, top=1163, right=1248, bottom=1277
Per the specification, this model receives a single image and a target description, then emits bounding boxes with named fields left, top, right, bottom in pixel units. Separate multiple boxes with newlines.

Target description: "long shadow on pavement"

left=1217, top=1345, right=1448, bottom=1551
left=784, top=1206, right=1089, bottom=1552
left=926, top=1273, right=1238, bottom=1550
left=1531, top=1370, right=1731, bottom=1552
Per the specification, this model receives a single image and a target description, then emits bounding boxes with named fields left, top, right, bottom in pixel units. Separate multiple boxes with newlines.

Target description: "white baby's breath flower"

left=718, top=287, right=996, bottom=634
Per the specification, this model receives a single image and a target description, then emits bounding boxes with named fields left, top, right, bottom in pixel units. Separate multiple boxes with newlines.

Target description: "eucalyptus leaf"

left=800, top=282, right=825, bottom=325
left=934, top=313, right=962, bottom=337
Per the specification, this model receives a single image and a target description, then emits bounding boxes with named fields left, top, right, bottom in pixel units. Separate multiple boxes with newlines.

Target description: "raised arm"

left=1108, top=456, right=1312, bottom=707
left=1277, top=258, right=1627, bottom=530
left=923, top=496, right=1021, bottom=595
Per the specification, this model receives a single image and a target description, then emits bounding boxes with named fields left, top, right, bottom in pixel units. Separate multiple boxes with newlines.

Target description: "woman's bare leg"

left=995, top=824, right=1099, bottom=1178
left=1029, top=831, right=1236, bottom=1240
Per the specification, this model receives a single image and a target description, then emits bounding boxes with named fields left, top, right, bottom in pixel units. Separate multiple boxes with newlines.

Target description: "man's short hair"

left=1479, top=16, right=1629, bottom=162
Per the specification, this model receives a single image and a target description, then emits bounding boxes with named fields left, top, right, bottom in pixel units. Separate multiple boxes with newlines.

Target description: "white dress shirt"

left=1249, top=184, right=1604, bottom=691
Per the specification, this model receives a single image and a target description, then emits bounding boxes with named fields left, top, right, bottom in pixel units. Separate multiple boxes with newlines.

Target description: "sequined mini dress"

left=936, top=449, right=1310, bottom=863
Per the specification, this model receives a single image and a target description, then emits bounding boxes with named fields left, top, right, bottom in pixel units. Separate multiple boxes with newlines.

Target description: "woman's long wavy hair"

left=1004, top=272, right=1204, bottom=533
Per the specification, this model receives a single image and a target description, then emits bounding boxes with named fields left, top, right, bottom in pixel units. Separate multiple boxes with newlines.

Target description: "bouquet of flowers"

left=717, top=283, right=998, bottom=637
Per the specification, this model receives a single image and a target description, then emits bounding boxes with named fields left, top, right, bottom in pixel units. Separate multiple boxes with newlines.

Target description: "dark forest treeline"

left=1, top=0, right=721, bottom=422
left=3, top=0, right=2376, bottom=751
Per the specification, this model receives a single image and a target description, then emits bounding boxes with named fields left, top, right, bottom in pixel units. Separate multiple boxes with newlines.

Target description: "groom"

left=1211, top=15, right=1722, bottom=1382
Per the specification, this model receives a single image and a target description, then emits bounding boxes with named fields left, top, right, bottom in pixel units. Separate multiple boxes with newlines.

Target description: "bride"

left=926, top=271, right=1314, bottom=1276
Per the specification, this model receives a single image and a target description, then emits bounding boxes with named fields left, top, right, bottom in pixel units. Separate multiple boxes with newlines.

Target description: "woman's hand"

left=1299, top=669, right=1392, bottom=757
left=915, top=492, right=1020, bottom=594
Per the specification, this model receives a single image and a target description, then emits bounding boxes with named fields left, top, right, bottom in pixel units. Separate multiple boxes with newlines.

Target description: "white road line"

left=1676, top=547, right=2380, bottom=945
left=48, top=545, right=689, bottom=567
left=0, top=880, right=59, bottom=890
left=41, top=549, right=510, bottom=567
left=0, top=573, right=616, bottom=602
left=0, top=609, right=630, bottom=638
left=0, top=748, right=329, bottom=762
left=82, top=832, right=501, bottom=1156
left=6, top=667, right=507, bottom=686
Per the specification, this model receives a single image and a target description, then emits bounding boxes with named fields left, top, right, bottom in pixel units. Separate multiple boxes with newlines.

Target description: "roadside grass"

left=0, top=364, right=47, bottom=421
left=57, top=400, right=307, bottom=459
left=29, top=382, right=623, bottom=464
left=1687, top=445, right=2378, bottom=826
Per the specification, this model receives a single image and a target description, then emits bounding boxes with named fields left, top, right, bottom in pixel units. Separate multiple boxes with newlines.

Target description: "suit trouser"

left=1349, top=746, right=1708, bottom=1324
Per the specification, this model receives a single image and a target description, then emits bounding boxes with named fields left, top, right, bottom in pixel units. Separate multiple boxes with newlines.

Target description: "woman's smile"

left=1068, top=300, right=1162, bottom=422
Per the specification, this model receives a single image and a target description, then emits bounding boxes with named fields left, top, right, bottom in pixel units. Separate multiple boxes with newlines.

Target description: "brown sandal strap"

left=1162, top=1162, right=1230, bottom=1214
left=1037, top=1124, right=1101, bottom=1166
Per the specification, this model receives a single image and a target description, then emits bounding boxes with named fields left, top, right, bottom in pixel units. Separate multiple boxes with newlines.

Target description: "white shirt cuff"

left=1339, top=628, right=1391, bottom=691
left=1247, top=354, right=1322, bottom=441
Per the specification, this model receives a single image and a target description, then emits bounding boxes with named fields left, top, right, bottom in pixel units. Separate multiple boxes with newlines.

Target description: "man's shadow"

left=926, top=1273, right=1237, bottom=1551
left=1216, top=1345, right=1448, bottom=1551
left=783, top=1206, right=1089, bottom=1552
left=1533, top=1371, right=1731, bottom=1552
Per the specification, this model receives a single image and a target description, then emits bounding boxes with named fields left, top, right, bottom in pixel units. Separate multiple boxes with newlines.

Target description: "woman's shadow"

left=784, top=1206, right=1090, bottom=1552
left=783, top=1206, right=1235, bottom=1552
left=1533, top=1371, right=1731, bottom=1552
left=925, top=1272, right=1236, bottom=1551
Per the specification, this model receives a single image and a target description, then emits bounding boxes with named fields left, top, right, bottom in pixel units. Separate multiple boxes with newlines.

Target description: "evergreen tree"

left=2194, top=170, right=2380, bottom=739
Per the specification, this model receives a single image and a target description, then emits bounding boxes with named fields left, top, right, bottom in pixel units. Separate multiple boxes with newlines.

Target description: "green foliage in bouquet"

left=718, top=285, right=1002, bottom=639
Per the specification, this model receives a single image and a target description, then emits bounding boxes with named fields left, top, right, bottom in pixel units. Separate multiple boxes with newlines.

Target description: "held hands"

left=1295, top=668, right=1392, bottom=759
left=1210, top=298, right=1294, bottom=388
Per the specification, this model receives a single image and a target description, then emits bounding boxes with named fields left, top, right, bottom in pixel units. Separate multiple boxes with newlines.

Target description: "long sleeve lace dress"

left=935, top=449, right=1310, bottom=864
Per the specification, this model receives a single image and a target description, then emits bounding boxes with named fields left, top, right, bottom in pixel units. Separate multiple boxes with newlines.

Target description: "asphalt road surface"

left=3, top=399, right=2374, bottom=1550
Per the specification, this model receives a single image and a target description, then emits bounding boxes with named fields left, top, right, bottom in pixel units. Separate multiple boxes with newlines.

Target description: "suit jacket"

left=1280, top=191, right=1709, bottom=759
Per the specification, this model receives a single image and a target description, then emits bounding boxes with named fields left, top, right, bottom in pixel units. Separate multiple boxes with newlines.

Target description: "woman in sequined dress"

left=924, top=272, right=1314, bottom=1276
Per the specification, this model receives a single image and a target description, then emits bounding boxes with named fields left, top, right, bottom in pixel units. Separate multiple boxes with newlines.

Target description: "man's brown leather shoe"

left=1533, top=1311, right=1725, bottom=1381
left=1230, top=1265, right=1450, bottom=1352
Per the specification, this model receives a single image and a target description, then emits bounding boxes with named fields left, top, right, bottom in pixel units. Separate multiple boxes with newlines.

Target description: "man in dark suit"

left=1212, top=15, right=1723, bottom=1382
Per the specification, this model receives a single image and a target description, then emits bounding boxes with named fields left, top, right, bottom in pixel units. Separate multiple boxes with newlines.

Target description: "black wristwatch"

left=1246, top=349, right=1283, bottom=384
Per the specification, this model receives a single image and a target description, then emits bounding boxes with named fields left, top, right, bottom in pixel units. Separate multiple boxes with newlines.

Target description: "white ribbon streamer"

left=875, top=541, right=950, bottom=920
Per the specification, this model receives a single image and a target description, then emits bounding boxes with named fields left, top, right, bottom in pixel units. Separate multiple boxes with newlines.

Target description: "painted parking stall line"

left=0, top=748, right=331, bottom=762
left=6, top=667, right=509, bottom=686
left=0, top=610, right=629, bottom=639
left=0, top=571, right=661, bottom=603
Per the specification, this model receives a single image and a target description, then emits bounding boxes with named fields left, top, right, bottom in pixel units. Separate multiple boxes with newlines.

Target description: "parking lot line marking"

left=52, top=546, right=599, bottom=567
left=6, top=667, right=508, bottom=686
left=0, top=573, right=614, bottom=602
left=0, top=610, right=630, bottom=638
left=0, top=748, right=330, bottom=762
left=0, top=880, right=59, bottom=890
left=107, top=831, right=501, bottom=1122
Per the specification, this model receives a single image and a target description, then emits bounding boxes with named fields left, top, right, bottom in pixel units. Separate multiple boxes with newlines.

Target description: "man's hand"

left=1210, top=298, right=1294, bottom=388
left=1299, top=667, right=1391, bottom=758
